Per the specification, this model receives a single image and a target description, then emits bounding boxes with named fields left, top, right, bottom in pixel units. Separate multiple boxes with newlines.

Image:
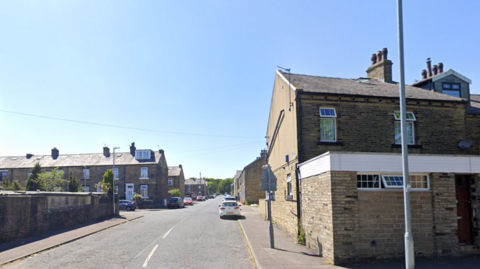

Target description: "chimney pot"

left=179, top=164, right=182, bottom=169
left=438, top=62, right=444, bottom=73
left=433, top=65, right=438, bottom=75
left=159, top=149, right=164, bottom=154
left=382, top=48, right=388, bottom=60
left=51, top=148, right=59, bottom=159
left=103, top=146, right=110, bottom=157
left=426, top=58, right=432, bottom=77
left=421, top=69, right=427, bottom=79
left=130, top=142, right=136, bottom=155
left=26, top=153, right=34, bottom=159
left=376, top=51, right=382, bottom=62
left=371, top=54, right=377, bottom=65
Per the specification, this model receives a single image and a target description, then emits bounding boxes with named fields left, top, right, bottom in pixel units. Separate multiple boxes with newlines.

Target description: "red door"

left=455, top=176, right=473, bottom=245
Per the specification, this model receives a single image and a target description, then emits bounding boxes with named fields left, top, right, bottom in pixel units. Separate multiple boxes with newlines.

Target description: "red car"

left=196, top=196, right=204, bottom=201
left=184, top=197, right=193, bottom=205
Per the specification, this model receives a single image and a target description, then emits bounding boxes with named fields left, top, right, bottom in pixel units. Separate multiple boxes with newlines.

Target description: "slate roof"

left=168, top=166, right=182, bottom=177
left=280, top=71, right=464, bottom=102
left=0, top=151, right=162, bottom=169
left=185, top=178, right=207, bottom=185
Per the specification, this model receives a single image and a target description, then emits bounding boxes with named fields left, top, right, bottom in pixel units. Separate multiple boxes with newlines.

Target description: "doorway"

left=455, top=175, right=473, bottom=245
left=126, top=183, right=134, bottom=201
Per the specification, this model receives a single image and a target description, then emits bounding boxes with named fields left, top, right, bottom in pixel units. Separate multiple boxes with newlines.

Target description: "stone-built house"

left=0, top=142, right=170, bottom=207
left=168, top=165, right=186, bottom=198
left=265, top=48, right=480, bottom=265
left=184, top=178, right=209, bottom=198
left=237, top=150, right=267, bottom=204
left=234, top=170, right=242, bottom=198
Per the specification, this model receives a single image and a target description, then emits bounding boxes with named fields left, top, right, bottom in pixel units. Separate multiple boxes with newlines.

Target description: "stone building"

left=265, top=48, right=480, bottom=264
left=237, top=150, right=267, bottom=204
left=168, top=165, right=186, bottom=198
left=0, top=142, right=170, bottom=207
left=184, top=178, right=209, bottom=198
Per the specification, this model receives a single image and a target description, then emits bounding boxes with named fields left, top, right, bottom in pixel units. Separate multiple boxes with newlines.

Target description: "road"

left=3, top=196, right=254, bottom=269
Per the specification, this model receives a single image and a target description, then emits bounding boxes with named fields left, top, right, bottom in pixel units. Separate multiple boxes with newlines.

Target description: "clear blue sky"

left=1, top=1, right=479, bottom=179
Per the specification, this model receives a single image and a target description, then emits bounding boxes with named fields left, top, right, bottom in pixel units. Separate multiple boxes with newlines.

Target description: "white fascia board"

left=276, top=70, right=297, bottom=91
left=298, top=151, right=480, bottom=179
left=432, top=69, right=472, bottom=84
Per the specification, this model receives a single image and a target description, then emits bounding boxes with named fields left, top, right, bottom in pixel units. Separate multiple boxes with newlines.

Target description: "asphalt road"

left=3, top=196, right=254, bottom=269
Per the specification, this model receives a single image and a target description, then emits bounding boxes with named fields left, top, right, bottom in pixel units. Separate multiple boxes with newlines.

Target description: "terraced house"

left=265, top=48, right=480, bottom=265
left=168, top=165, right=186, bottom=198
left=0, top=142, right=170, bottom=207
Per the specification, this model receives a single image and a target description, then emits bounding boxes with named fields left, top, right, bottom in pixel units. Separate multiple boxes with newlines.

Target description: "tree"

left=68, top=172, right=80, bottom=192
left=2, top=179, right=22, bottom=191
left=168, top=188, right=181, bottom=197
left=101, top=169, right=114, bottom=193
left=38, top=167, right=66, bottom=191
left=26, top=163, right=42, bottom=191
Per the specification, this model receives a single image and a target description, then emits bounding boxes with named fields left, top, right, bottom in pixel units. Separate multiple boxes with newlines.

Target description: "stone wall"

left=244, top=154, right=266, bottom=204
left=0, top=191, right=117, bottom=244
left=473, top=176, right=480, bottom=248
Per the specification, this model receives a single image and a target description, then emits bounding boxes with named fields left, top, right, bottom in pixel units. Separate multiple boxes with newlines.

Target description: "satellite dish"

left=458, top=140, right=473, bottom=149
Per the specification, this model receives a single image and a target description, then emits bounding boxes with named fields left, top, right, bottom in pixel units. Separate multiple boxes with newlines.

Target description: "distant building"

left=184, top=178, right=209, bottom=198
left=0, top=142, right=170, bottom=207
left=237, top=150, right=267, bottom=204
left=168, top=165, right=186, bottom=198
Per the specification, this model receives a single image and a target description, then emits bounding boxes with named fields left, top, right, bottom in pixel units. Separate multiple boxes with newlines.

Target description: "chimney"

left=366, top=48, right=393, bottom=83
left=103, top=146, right=110, bottom=157
left=421, top=69, right=427, bottom=79
left=438, top=62, right=444, bottom=73
left=130, top=142, right=136, bottom=155
left=51, top=147, right=59, bottom=159
left=426, top=58, right=432, bottom=77
left=433, top=65, right=438, bottom=75
left=26, top=153, right=33, bottom=159
left=260, top=149, right=267, bottom=157
left=179, top=164, right=183, bottom=169
left=159, top=149, right=164, bottom=154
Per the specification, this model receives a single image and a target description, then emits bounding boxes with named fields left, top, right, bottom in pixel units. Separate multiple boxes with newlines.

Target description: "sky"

left=1, top=1, right=479, bottom=179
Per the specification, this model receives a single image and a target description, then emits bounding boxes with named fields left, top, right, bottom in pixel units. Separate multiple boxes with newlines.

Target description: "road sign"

left=261, top=166, right=277, bottom=191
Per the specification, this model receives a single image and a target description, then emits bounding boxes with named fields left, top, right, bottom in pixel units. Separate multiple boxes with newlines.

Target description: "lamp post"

left=113, top=147, right=120, bottom=215
left=83, top=165, right=87, bottom=192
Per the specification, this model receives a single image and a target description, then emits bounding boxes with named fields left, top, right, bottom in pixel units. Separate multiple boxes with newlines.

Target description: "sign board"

left=261, top=166, right=277, bottom=191
left=265, top=191, right=275, bottom=201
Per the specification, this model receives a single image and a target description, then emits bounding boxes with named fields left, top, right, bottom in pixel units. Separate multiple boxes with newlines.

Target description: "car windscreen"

left=168, top=198, right=178, bottom=202
left=222, top=202, right=237, bottom=207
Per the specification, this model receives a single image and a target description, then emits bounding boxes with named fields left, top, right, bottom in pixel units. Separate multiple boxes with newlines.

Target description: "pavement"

left=1, top=205, right=480, bottom=269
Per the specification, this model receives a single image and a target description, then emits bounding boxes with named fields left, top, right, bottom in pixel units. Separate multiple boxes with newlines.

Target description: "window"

left=286, top=174, right=293, bottom=199
left=168, top=178, right=173, bottom=186
left=357, top=174, right=381, bottom=189
left=394, top=111, right=415, bottom=145
left=115, top=186, right=118, bottom=194
left=113, top=168, right=119, bottom=180
left=140, top=167, right=148, bottom=179
left=83, top=169, right=90, bottom=179
left=0, top=170, right=7, bottom=182
left=83, top=186, right=90, bottom=192
left=96, top=184, right=102, bottom=192
left=140, top=185, right=148, bottom=198
left=27, top=171, right=32, bottom=179
left=135, top=150, right=151, bottom=160
left=442, top=83, right=461, bottom=98
left=319, top=107, right=337, bottom=142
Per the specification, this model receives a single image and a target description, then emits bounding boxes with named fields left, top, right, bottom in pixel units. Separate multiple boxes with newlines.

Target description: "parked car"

left=219, top=201, right=241, bottom=219
left=196, top=196, right=204, bottom=201
left=119, top=200, right=137, bottom=211
left=167, top=197, right=184, bottom=209
left=209, top=195, right=215, bottom=199
left=204, top=195, right=208, bottom=200
left=183, top=197, right=193, bottom=206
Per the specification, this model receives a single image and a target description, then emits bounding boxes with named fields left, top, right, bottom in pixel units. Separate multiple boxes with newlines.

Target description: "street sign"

left=261, top=166, right=277, bottom=191
left=265, top=191, right=275, bottom=201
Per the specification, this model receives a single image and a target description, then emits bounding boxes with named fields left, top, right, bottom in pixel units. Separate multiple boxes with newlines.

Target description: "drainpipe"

left=295, top=89, right=303, bottom=236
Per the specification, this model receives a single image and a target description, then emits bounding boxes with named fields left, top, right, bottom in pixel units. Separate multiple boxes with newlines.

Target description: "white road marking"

left=142, top=244, right=158, bottom=267
left=162, top=227, right=174, bottom=239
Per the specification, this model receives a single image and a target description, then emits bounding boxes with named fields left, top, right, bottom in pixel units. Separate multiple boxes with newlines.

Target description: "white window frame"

left=135, top=150, right=151, bottom=160
left=357, top=173, right=429, bottom=191
left=113, top=168, right=119, bottom=180
left=319, top=107, right=337, bottom=142
left=168, top=178, right=173, bottom=186
left=140, top=167, right=148, bottom=179
left=140, top=185, right=148, bottom=198
left=394, top=111, right=416, bottom=145
left=83, top=169, right=90, bottom=180
left=357, top=174, right=381, bottom=190
left=83, top=186, right=90, bottom=192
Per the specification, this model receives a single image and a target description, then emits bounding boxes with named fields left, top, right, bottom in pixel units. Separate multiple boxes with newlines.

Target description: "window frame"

left=357, top=173, right=429, bottom=191
left=135, top=150, right=151, bottom=160
left=394, top=111, right=416, bottom=145
left=83, top=169, right=90, bottom=180
left=286, top=174, right=293, bottom=199
left=168, top=178, right=173, bottom=186
left=140, top=167, right=149, bottom=179
left=0, top=170, right=7, bottom=182
left=319, top=107, right=337, bottom=142
left=140, top=185, right=148, bottom=198
left=357, top=174, right=381, bottom=190
left=442, top=82, right=461, bottom=98
left=113, top=168, right=119, bottom=180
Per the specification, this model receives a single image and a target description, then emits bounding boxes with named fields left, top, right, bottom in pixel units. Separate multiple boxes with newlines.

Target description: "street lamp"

left=83, top=165, right=87, bottom=192
left=113, top=147, right=120, bottom=215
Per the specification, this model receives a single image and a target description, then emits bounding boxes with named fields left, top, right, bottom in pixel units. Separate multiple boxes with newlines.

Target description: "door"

left=455, top=175, right=473, bottom=244
left=126, top=183, right=134, bottom=201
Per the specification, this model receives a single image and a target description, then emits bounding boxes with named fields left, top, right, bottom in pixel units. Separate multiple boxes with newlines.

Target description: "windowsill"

left=357, top=188, right=430, bottom=192
left=317, top=141, right=343, bottom=146
left=114, top=178, right=119, bottom=180
left=391, top=144, right=422, bottom=149
left=139, top=177, right=149, bottom=180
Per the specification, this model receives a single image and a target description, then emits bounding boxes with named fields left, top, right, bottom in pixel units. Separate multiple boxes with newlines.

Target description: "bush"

left=168, top=188, right=181, bottom=197
left=133, top=193, right=142, bottom=203
left=68, top=172, right=80, bottom=192
left=298, top=223, right=306, bottom=245
left=26, top=163, right=42, bottom=191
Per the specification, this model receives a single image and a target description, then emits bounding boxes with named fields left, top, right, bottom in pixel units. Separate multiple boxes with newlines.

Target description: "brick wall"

left=244, top=154, right=266, bottom=204
left=0, top=192, right=117, bottom=244
left=298, top=95, right=468, bottom=162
